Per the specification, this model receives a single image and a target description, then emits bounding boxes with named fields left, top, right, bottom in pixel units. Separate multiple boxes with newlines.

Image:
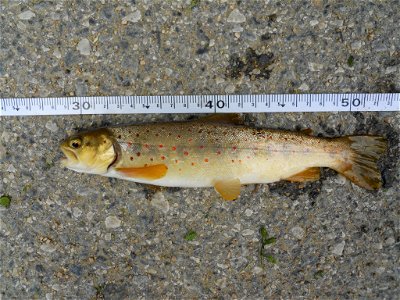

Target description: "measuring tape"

left=0, top=93, right=399, bottom=116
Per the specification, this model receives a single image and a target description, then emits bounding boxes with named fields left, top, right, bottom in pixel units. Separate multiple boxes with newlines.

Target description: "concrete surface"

left=0, top=1, right=399, bottom=299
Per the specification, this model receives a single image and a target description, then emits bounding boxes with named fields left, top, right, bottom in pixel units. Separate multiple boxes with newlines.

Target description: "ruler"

left=0, top=93, right=399, bottom=116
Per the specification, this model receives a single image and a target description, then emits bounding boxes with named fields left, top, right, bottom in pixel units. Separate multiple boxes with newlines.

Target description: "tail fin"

left=334, top=136, right=387, bottom=190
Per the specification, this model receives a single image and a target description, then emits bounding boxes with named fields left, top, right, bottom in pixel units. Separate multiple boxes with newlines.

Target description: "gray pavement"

left=0, top=1, right=399, bottom=299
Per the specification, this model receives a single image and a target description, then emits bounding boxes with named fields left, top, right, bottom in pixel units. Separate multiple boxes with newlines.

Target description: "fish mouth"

left=60, top=146, right=78, bottom=166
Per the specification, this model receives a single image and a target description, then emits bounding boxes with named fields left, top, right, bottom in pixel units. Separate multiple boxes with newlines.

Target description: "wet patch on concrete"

left=226, top=48, right=274, bottom=80
left=374, top=75, right=400, bottom=93
left=268, top=168, right=336, bottom=201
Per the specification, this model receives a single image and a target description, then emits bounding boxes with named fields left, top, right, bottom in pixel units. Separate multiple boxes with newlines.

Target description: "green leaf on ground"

left=266, top=255, right=277, bottom=264
left=347, top=55, right=354, bottom=67
left=259, top=226, right=268, bottom=241
left=184, top=230, right=197, bottom=241
left=259, top=225, right=278, bottom=265
left=0, top=195, right=11, bottom=208
left=264, top=237, right=276, bottom=245
left=189, top=0, right=200, bottom=9
left=314, top=270, right=324, bottom=279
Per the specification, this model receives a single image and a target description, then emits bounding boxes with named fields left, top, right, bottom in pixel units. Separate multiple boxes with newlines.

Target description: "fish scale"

left=108, top=123, right=344, bottom=187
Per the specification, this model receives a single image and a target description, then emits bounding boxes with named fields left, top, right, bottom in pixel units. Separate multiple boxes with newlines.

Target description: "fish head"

left=60, top=129, right=117, bottom=174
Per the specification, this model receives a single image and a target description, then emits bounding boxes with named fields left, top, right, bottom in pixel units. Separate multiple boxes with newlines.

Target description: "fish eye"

left=70, top=139, right=82, bottom=149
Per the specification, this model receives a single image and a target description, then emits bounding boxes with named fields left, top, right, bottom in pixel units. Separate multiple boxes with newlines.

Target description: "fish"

left=60, top=114, right=387, bottom=200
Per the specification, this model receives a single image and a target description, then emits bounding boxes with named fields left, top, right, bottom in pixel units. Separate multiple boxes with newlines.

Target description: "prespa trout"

left=60, top=115, right=387, bottom=200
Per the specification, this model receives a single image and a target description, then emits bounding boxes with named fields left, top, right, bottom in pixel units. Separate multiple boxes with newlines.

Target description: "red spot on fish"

left=269, top=136, right=273, bottom=139
left=188, top=128, right=192, bottom=132
left=136, top=152, right=141, bottom=157
left=247, top=156, right=250, bottom=159
left=184, top=151, right=189, bottom=156
left=217, top=150, right=221, bottom=155
left=233, top=146, right=237, bottom=150
left=172, top=146, right=177, bottom=151
left=188, top=138, right=193, bottom=142
left=191, top=162, right=195, bottom=166
left=159, top=144, right=163, bottom=148
left=177, top=135, right=181, bottom=138
left=175, top=159, right=179, bottom=163
left=199, top=145, right=204, bottom=149
left=204, top=158, right=209, bottom=162
left=127, top=142, right=132, bottom=147
left=161, top=156, right=166, bottom=160
left=130, top=157, right=134, bottom=161
left=144, top=144, right=149, bottom=148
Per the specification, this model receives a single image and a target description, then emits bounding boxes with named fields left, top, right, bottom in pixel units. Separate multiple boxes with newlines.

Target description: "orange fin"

left=285, top=167, right=320, bottom=182
left=194, top=114, right=244, bottom=125
left=301, top=128, right=313, bottom=135
left=214, top=178, right=241, bottom=200
left=116, top=164, right=168, bottom=180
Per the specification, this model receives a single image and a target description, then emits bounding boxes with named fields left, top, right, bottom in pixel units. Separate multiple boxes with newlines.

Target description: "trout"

left=60, top=115, right=387, bottom=200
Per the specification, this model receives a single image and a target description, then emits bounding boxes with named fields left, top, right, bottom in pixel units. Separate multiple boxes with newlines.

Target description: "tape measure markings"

left=0, top=93, right=399, bottom=116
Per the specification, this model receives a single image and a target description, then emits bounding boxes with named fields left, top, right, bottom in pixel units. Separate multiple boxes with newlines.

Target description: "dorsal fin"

left=193, top=114, right=244, bottom=125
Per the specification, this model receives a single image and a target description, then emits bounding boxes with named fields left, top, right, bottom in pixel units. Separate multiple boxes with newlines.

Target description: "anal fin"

left=285, top=167, right=320, bottom=182
left=116, top=164, right=168, bottom=180
left=214, top=178, right=241, bottom=200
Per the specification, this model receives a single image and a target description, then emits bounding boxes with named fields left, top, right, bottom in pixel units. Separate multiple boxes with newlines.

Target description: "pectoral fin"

left=214, top=178, right=241, bottom=200
left=285, top=167, right=320, bottom=182
left=116, top=164, right=168, bottom=180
